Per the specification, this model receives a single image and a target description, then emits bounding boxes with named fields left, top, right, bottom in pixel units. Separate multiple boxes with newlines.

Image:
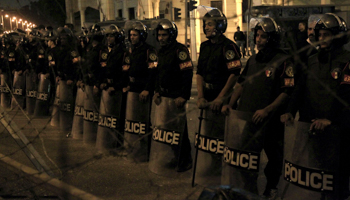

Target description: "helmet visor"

left=250, top=17, right=279, bottom=33
left=308, top=14, right=322, bottom=29
left=316, top=14, right=341, bottom=29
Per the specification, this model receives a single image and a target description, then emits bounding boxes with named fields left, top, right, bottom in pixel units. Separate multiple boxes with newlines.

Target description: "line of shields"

left=0, top=70, right=51, bottom=116
left=0, top=70, right=343, bottom=199
left=192, top=108, right=342, bottom=199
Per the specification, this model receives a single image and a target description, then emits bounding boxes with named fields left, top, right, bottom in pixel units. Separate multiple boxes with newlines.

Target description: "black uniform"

left=237, top=47, right=294, bottom=193
left=55, top=45, right=77, bottom=82
left=156, top=41, right=193, bottom=100
left=83, top=43, right=107, bottom=87
left=155, top=40, right=193, bottom=170
left=286, top=48, right=350, bottom=199
left=124, top=43, right=157, bottom=94
left=197, top=35, right=241, bottom=101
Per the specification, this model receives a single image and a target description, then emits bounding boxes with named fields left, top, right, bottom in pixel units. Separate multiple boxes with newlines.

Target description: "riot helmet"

left=91, top=24, right=102, bottom=34
left=57, top=27, right=74, bottom=46
left=125, top=21, right=148, bottom=43
left=314, top=13, right=348, bottom=46
left=108, top=24, right=125, bottom=44
left=250, top=17, right=280, bottom=47
left=155, top=19, right=178, bottom=43
left=202, top=7, right=227, bottom=34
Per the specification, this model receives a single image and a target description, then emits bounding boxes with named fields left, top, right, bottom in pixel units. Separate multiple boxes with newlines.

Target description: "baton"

left=192, top=108, right=204, bottom=187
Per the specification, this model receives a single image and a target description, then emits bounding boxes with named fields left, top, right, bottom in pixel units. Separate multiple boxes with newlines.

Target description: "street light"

left=5, top=14, right=9, bottom=31
left=12, top=17, right=18, bottom=29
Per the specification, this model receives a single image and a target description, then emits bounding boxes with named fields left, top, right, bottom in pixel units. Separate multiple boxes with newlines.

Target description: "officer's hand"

left=153, top=93, right=161, bottom=105
left=93, top=85, right=99, bottom=95
left=80, top=82, right=85, bottom=90
left=252, top=109, right=268, bottom=124
left=101, top=62, right=107, bottom=67
left=100, top=83, right=107, bottom=90
left=310, top=119, right=331, bottom=131
left=123, top=86, right=130, bottom=93
left=77, top=80, right=82, bottom=88
left=17, top=70, right=23, bottom=75
left=139, top=90, right=149, bottom=102
left=44, top=73, right=50, bottom=79
left=280, top=113, right=294, bottom=125
left=197, top=98, right=209, bottom=109
left=175, top=97, right=186, bottom=108
left=107, top=87, right=115, bottom=95
left=210, top=98, right=224, bottom=113
left=221, top=105, right=231, bottom=115
left=66, top=80, right=73, bottom=85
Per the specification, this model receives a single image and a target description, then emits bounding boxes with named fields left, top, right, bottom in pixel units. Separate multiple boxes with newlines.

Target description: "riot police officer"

left=122, top=21, right=157, bottom=161
left=96, top=25, right=127, bottom=152
left=151, top=19, right=193, bottom=172
left=281, top=13, right=350, bottom=200
left=197, top=8, right=241, bottom=111
left=222, top=17, right=294, bottom=198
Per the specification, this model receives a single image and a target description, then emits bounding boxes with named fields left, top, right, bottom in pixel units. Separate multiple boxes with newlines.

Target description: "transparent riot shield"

left=11, top=71, right=26, bottom=110
left=34, top=74, right=51, bottom=117
left=50, top=84, right=60, bottom=126
left=25, top=70, right=37, bottom=115
left=222, top=109, right=265, bottom=195
left=0, top=73, right=11, bottom=110
left=71, top=87, right=84, bottom=139
left=96, top=90, right=123, bottom=153
left=124, top=92, right=151, bottom=162
left=148, top=97, right=186, bottom=177
left=193, top=108, right=225, bottom=187
left=83, top=85, right=100, bottom=144
left=280, top=121, right=340, bottom=200
left=59, top=80, right=74, bottom=132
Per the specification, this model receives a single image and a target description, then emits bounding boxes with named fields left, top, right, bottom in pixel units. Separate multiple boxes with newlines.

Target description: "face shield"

left=308, top=14, right=322, bottom=29
left=250, top=17, right=279, bottom=33
left=197, top=6, right=227, bottom=34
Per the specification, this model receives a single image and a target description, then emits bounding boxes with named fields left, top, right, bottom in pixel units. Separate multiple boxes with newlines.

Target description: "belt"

left=129, top=76, right=135, bottom=83
left=160, top=87, right=169, bottom=93
left=107, top=79, right=113, bottom=84
left=204, top=82, right=223, bottom=90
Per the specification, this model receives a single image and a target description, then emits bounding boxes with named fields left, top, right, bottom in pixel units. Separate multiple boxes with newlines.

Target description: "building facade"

left=65, top=0, right=350, bottom=54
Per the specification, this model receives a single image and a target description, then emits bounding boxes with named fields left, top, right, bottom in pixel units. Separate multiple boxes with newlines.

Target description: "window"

left=118, top=9, right=122, bottom=18
left=210, top=1, right=222, bottom=12
left=129, top=8, right=135, bottom=20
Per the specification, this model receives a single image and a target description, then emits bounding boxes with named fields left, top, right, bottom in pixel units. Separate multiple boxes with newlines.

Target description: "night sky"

left=1, top=0, right=34, bottom=9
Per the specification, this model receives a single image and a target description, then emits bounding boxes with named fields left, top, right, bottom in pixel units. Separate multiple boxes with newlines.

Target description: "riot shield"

left=221, top=109, right=265, bottom=195
left=71, top=87, right=84, bottom=139
left=25, top=70, right=37, bottom=115
left=96, top=90, right=123, bottom=153
left=124, top=92, right=151, bottom=162
left=193, top=108, right=225, bottom=187
left=148, top=97, right=186, bottom=177
left=83, top=85, right=100, bottom=144
left=280, top=121, right=340, bottom=200
left=0, top=73, right=11, bottom=109
left=50, top=84, right=60, bottom=126
left=59, top=80, right=74, bottom=132
left=34, top=74, right=51, bottom=117
left=11, top=71, right=26, bottom=110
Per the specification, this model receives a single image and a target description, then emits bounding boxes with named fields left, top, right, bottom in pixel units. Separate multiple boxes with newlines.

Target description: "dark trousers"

left=263, top=117, right=284, bottom=190
left=171, top=122, right=192, bottom=166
